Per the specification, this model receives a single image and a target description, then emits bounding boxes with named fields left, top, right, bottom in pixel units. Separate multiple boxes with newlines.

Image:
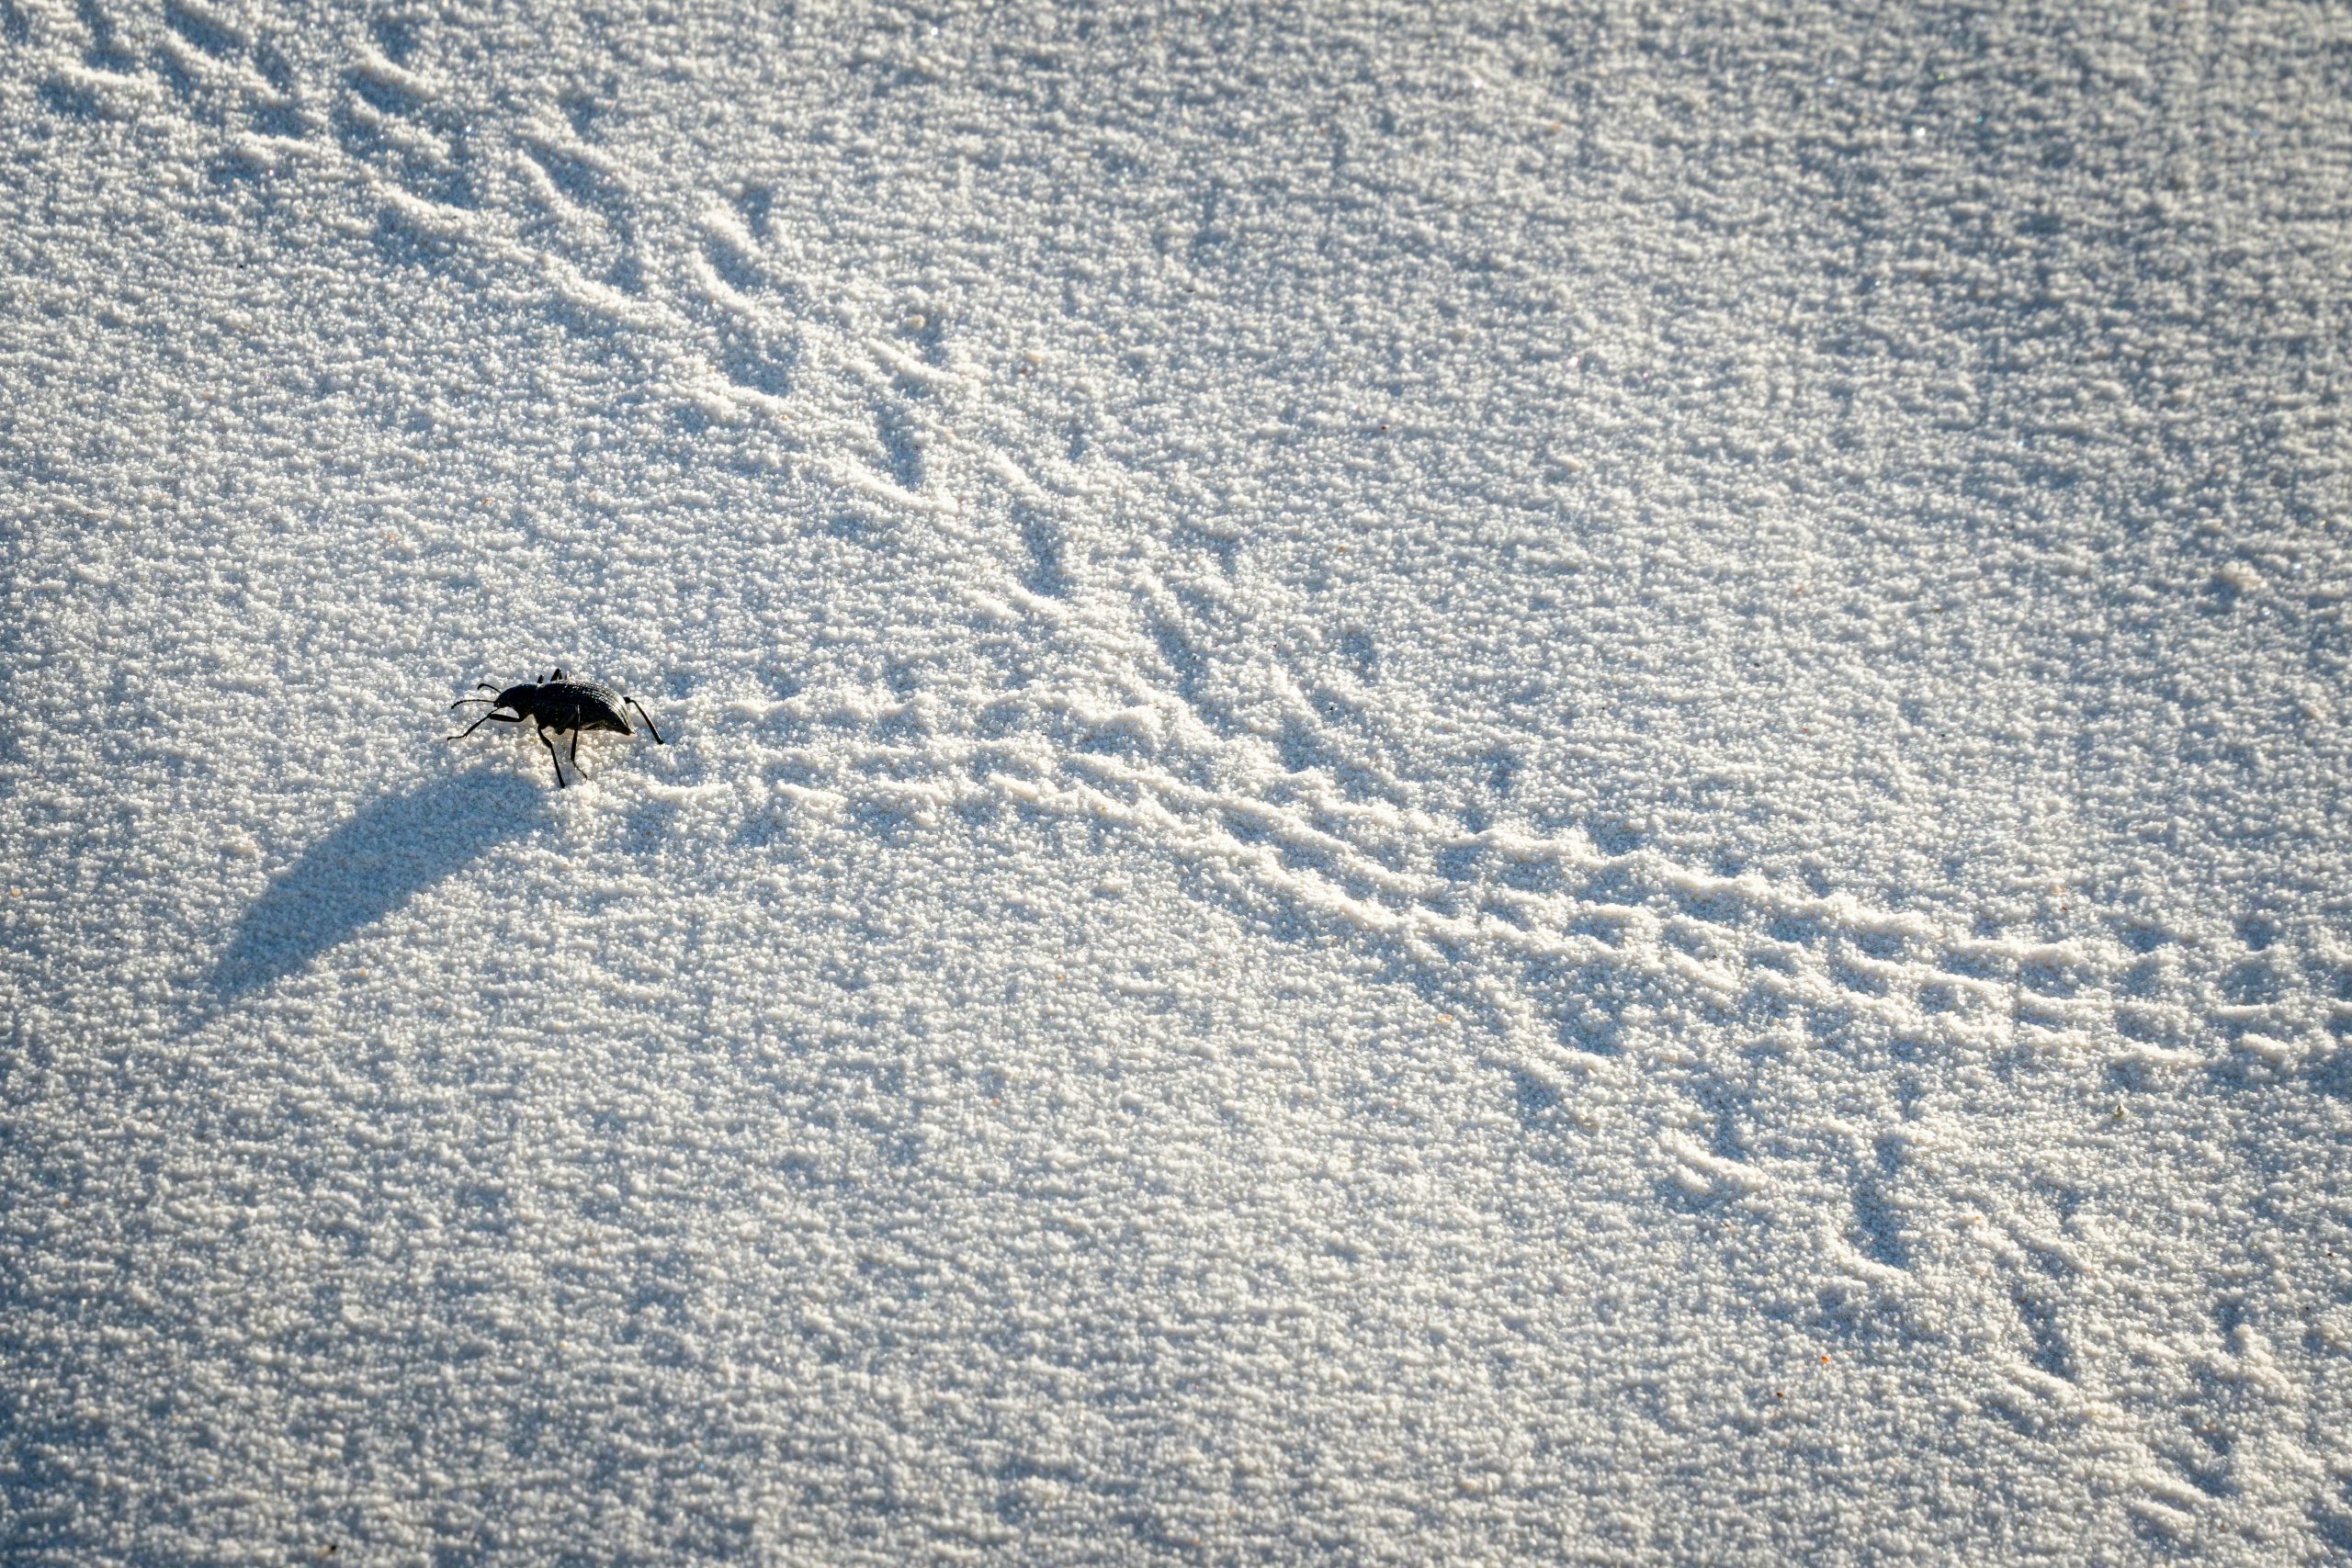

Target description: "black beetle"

left=447, top=668, right=665, bottom=788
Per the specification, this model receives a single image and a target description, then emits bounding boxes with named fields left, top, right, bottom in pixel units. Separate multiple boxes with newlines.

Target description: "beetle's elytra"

left=447, top=669, right=665, bottom=788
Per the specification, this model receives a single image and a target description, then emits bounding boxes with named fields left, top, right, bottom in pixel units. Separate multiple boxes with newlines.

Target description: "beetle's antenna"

left=448, top=698, right=496, bottom=709
left=446, top=710, right=517, bottom=741
left=625, top=698, right=666, bottom=745
left=474, top=682, right=501, bottom=694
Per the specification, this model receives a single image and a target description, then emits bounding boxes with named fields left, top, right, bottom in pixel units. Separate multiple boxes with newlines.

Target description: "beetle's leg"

left=570, top=729, right=582, bottom=768
left=625, top=698, right=665, bottom=745
left=447, top=708, right=519, bottom=740
left=537, top=720, right=567, bottom=788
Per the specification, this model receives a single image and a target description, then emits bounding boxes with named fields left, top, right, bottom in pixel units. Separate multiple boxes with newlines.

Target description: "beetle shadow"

left=209, top=769, right=552, bottom=999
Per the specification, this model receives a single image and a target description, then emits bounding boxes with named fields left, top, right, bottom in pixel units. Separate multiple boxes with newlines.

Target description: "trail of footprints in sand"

left=719, top=617, right=2335, bottom=1540
left=741, top=681, right=2199, bottom=1078
left=17, top=0, right=940, bottom=505
left=26, top=10, right=2337, bottom=1069
left=21, top=6, right=2321, bottom=1080
left=28, top=7, right=2344, bottom=1523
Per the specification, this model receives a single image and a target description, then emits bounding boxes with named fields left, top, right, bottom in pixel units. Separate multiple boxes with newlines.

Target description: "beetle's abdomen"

left=541, top=680, right=632, bottom=733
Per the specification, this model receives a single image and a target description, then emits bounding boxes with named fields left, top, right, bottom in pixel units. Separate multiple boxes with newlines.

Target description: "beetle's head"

left=498, top=682, right=540, bottom=711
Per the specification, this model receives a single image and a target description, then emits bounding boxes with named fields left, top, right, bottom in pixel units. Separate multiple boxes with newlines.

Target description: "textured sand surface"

left=3, top=3, right=2348, bottom=1562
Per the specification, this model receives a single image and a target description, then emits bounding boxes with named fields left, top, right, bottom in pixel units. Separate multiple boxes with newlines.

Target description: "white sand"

left=3, top=3, right=2347, bottom=1562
